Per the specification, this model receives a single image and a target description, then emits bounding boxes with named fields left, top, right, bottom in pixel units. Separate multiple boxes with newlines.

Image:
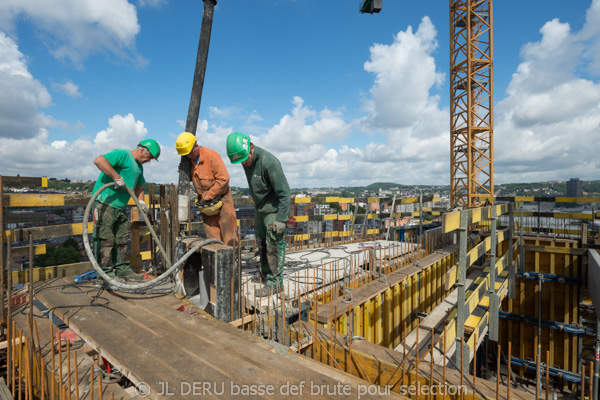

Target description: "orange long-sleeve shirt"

left=190, top=147, right=230, bottom=200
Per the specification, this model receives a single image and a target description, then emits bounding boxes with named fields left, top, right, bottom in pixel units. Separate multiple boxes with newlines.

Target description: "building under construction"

left=1, top=1, right=600, bottom=399
left=0, top=175, right=599, bottom=400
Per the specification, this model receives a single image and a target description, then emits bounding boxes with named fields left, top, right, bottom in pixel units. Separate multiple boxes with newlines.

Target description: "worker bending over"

left=92, top=139, right=160, bottom=280
left=176, top=132, right=236, bottom=246
left=226, top=132, right=290, bottom=296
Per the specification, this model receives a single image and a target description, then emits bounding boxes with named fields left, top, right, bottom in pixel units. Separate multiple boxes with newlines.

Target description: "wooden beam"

left=523, top=244, right=586, bottom=256
left=2, top=176, right=48, bottom=187
left=12, top=244, right=46, bottom=258
left=5, top=211, right=48, bottom=224
left=3, top=193, right=89, bottom=207
left=4, top=222, right=94, bottom=243
left=11, top=261, right=92, bottom=284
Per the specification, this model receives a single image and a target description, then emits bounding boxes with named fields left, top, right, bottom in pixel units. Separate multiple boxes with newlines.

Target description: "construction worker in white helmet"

left=176, top=132, right=236, bottom=246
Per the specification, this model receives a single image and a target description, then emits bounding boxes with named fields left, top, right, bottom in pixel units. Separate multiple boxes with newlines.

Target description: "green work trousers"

left=255, top=211, right=285, bottom=289
left=93, top=202, right=133, bottom=277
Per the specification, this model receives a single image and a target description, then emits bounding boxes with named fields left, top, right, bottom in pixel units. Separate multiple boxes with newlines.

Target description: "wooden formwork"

left=499, top=236, right=585, bottom=388
left=315, top=244, right=459, bottom=349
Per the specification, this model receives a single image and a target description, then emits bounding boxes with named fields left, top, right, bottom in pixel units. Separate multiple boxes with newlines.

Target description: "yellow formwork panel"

left=355, top=305, right=363, bottom=338
left=364, top=299, right=373, bottom=343
left=383, top=289, right=392, bottom=348
left=374, top=294, right=383, bottom=345
left=294, top=216, right=309, bottom=222
left=12, top=244, right=46, bottom=256
left=393, top=284, right=401, bottom=348
left=294, top=197, right=311, bottom=203
left=323, top=214, right=337, bottom=220
left=338, top=214, right=352, bottom=220
left=126, top=195, right=150, bottom=206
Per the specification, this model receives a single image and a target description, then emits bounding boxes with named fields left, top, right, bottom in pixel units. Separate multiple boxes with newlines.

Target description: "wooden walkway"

left=32, top=277, right=402, bottom=399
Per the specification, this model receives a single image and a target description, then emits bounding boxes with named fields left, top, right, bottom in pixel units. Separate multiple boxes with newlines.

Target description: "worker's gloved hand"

left=114, top=177, right=126, bottom=189
left=201, top=193, right=212, bottom=202
left=138, top=200, right=149, bottom=214
left=270, top=221, right=287, bottom=235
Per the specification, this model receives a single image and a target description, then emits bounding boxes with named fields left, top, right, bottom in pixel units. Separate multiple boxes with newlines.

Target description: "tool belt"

left=196, top=195, right=223, bottom=216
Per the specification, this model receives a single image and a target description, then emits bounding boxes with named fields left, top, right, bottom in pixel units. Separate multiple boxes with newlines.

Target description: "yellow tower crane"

left=449, top=0, right=494, bottom=207
left=361, top=0, right=495, bottom=207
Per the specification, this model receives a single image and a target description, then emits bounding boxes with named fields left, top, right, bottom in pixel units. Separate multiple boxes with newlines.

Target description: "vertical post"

left=419, top=190, right=423, bottom=238
left=386, top=195, right=396, bottom=241
left=177, top=0, right=218, bottom=226
left=0, top=175, right=4, bottom=328
left=537, top=198, right=541, bottom=236
left=593, top=319, right=600, bottom=400
left=538, top=274, right=543, bottom=397
left=489, top=206, right=499, bottom=342
left=28, top=233, right=34, bottom=400
left=455, top=210, right=469, bottom=373
left=508, top=202, right=516, bottom=299
left=519, top=203, right=525, bottom=273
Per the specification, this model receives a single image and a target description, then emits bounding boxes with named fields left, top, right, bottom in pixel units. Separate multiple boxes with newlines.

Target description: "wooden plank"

left=11, top=301, right=131, bottom=400
left=2, top=176, right=48, bottom=187
left=5, top=211, right=48, bottom=224
left=12, top=244, right=46, bottom=258
left=5, top=222, right=94, bottom=243
left=4, top=193, right=90, bottom=207
left=524, top=244, right=587, bottom=256
left=34, top=278, right=393, bottom=400
left=11, top=262, right=92, bottom=284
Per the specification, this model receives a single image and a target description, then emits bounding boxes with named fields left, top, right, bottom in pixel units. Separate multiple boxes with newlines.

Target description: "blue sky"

left=0, top=0, right=599, bottom=189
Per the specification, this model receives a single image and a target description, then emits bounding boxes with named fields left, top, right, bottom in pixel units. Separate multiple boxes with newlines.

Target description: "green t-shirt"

left=92, top=149, right=146, bottom=210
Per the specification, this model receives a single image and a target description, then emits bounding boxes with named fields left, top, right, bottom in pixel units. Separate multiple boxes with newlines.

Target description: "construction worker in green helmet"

left=91, top=139, right=160, bottom=281
left=226, top=132, right=291, bottom=296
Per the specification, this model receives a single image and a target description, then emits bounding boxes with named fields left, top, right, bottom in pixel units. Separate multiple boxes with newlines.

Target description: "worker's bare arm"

left=94, top=156, right=121, bottom=181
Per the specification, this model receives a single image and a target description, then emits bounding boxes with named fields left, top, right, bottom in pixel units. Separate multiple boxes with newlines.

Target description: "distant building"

left=566, top=178, right=583, bottom=197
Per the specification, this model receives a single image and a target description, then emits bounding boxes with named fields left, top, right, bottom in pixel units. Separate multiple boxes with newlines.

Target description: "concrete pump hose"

left=82, top=182, right=223, bottom=291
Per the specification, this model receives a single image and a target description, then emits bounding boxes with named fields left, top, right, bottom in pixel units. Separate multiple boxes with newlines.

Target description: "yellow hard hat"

left=197, top=199, right=223, bottom=216
left=176, top=132, right=197, bottom=156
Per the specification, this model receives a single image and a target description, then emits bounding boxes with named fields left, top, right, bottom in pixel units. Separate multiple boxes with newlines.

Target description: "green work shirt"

left=92, top=149, right=145, bottom=210
left=243, top=145, right=291, bottom=222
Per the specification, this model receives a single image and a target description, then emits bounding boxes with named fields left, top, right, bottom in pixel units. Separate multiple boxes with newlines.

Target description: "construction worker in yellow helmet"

left=176, top=132, right=236, bottom=247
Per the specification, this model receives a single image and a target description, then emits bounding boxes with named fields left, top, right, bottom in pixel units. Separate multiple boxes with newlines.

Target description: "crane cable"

left=81, top=182, right=224, bottom=292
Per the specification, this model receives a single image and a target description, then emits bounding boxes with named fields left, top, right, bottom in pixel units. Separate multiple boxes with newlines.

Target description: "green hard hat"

left=226, top=132, right=250, bottom=164
left=139, top=139, right=161, bottom=160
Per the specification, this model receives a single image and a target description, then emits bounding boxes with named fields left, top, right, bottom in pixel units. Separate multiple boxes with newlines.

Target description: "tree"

left=62, top=237, right=80, bottom=250
left=34, top=243, right=82, bottom=267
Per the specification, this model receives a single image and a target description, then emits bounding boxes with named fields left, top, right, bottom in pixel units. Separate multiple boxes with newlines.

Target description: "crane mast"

left=449, top=0, right=494, bottom=207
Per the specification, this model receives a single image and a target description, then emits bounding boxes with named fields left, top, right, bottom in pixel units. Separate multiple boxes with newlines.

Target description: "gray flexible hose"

left=81, top=182, right=224, bottom=291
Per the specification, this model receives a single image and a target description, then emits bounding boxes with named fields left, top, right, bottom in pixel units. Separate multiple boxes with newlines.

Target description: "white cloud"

left=0, top=113, right=178, bottom=184
left=494, top=3, right=600, bottom=183
left=52, top=81, right=82, bottom=98
left=136, top=0, right=167, bottom=7
left=259, top=96, right=351, bottom=152
left=0, top=32, right=53, bottom=139
left=359, top=16, right=445, bottom=132
left=0, top=0, right=142, bottom=67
